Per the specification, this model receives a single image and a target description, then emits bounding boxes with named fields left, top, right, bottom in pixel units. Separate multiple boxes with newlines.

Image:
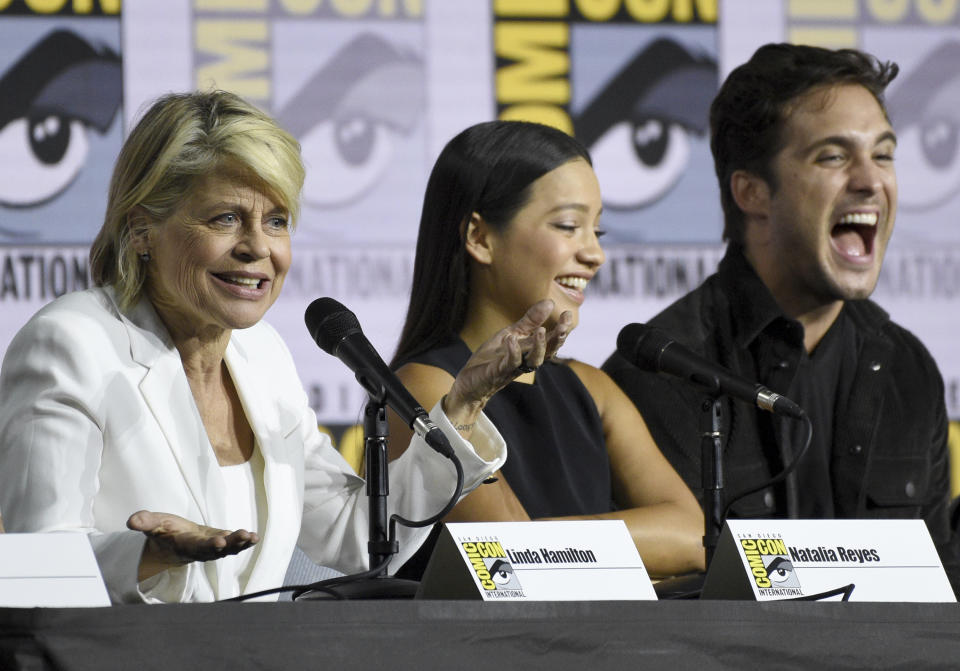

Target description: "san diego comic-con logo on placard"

left=739, top=536, right=803, bottom=597
left=461, top=540, right=525, bottom=599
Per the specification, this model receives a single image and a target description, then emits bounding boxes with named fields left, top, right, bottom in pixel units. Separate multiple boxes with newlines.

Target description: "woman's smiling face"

left=144, top=170, right=292, bottom=340
left=479, top=158, right=605, bottom=331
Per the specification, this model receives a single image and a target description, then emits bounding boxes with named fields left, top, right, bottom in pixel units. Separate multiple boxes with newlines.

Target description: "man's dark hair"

left=710, top=43, right=899, bottom=245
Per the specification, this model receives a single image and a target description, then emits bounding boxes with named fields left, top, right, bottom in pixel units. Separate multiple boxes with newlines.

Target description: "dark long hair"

left=391, top=120, right=591, bottom=367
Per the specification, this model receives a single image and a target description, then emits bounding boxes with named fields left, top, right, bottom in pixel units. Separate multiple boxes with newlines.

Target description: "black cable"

left=289, top=557, right=391, bottom=601
left=390, top=449, right=465, bottom=534
left=227, top=557, right=392, bottom=602
left=227, top=449, right=465, bottom=602
left=788, top=583, right=855, bottom=601
left=722, top=411, right=813, bottom=520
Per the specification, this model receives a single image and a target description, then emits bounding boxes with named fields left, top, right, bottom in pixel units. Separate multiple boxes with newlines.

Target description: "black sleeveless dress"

left=405, top=338, right=612, bottom=517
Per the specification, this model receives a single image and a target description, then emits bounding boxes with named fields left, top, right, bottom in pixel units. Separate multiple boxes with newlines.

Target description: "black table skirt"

left=2, top=600, right=958, bottom=670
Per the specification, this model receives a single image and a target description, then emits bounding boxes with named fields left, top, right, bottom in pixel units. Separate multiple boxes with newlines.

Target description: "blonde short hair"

left=90, top=90, right=304, bottom=310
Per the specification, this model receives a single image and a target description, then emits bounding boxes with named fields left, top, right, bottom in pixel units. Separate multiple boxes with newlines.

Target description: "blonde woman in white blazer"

left=0, top=91, right=568, bottom=604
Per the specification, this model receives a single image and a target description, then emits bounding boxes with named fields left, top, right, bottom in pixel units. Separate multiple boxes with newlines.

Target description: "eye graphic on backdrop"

left=573, top=38, right=716, bottom=211
left=276, top=33, right=425, bottom=209
left=298, top=113, right=401, bottom=206
left=0, top=117, right=90, bottom=208
left=888, top=40, right=960, bottom=212
left=0, top=30, right=121, bottom=216
left=588, top=116, right=691, bottom=209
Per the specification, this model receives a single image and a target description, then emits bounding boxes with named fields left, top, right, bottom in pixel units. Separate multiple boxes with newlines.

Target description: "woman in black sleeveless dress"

left=388, top=121, right=705, bottom=579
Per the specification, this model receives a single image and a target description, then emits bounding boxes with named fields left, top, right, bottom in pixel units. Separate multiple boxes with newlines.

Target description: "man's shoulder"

left=846, top=299, right=933, bottom=356
left=601, top=272, right=723, bottom=377
left=647, top=277, right=723, bottom=347
left=845, top=299, right=944, bottom=390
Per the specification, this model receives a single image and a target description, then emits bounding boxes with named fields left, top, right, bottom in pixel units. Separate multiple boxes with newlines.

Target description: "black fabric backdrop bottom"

left=1, top=600, right=958, bottom=670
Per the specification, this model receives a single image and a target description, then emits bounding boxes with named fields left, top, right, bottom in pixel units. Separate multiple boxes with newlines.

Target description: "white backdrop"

left=1, top=0, right=958, bottom=429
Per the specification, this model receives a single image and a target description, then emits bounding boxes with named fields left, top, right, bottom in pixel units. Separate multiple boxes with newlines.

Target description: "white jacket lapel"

left=225, top=335, right=304, bottom=596
left=121, top=296, right=222, bottom=528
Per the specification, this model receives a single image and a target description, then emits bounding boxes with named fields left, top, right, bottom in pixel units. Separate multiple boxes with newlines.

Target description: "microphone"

left=616, top=323, right=805, bottom=419
left=305, top=297, right=454, bottom=458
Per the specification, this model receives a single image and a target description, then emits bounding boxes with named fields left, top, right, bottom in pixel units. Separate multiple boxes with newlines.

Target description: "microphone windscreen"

left=304, top=297, right=362, bottom=353
left=616, top=323, right=644, bottom=363
left=617, top=323, right=671, bottom=372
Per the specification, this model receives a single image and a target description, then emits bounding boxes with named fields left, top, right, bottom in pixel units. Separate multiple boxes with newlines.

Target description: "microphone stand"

left=700, top=395, right=725, bottom=568
left=302, top=385, right=419, bottom=599
left=653, top=394, right=726, bottom=600
left=364, top=392, right=401, bottom=576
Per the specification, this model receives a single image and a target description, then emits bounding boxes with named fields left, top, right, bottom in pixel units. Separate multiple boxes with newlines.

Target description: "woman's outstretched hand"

left=127, top=509, right=259, bottom=581
left=444, top=300, right=573, bottom=435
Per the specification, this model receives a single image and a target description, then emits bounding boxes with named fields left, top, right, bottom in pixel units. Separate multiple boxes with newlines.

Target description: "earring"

left=139, top=252, right=151, bottom=262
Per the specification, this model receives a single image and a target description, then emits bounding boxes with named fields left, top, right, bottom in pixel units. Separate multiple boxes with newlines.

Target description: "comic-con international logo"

left=739, top=537, right=802, bottom=597
left=461, top=540, right=524, bottom=598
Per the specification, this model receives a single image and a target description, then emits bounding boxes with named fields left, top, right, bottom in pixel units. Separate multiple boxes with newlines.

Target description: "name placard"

left=416, top=520, right=656, bottom=601
left=0, top=533, right=110, bottom=607
left=701, top=519, right=955, bottom=602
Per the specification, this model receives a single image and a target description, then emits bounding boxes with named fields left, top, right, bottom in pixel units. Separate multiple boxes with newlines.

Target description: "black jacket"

left=603, top=246, right=958, bottom=589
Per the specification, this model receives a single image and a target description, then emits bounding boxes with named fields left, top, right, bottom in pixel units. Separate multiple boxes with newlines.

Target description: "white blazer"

left=0, top=288, right=505, bottom=603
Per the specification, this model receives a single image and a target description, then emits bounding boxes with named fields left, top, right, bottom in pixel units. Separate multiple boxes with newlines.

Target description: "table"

left=2, top=600, right=959, bottom=670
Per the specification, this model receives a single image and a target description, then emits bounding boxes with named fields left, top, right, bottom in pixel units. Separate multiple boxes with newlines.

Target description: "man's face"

left=755, top=83, right=897, bottom=315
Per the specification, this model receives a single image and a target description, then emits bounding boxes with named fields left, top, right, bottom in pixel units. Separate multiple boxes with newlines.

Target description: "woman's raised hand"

left=444, top=300, right=573, bottom=430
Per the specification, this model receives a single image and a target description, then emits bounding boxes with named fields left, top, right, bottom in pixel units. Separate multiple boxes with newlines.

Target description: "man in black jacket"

left=603, top=43, right=958, bottom=591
